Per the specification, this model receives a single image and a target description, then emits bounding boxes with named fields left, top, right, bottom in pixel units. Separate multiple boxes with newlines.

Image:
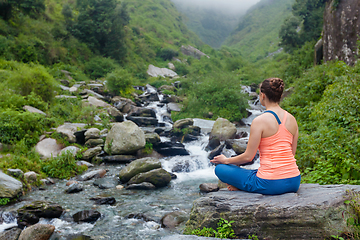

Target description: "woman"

left=210, top=78, right=301, bottom=195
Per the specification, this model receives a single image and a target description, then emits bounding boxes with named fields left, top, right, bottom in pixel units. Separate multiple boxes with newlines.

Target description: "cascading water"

left=0, top=85, right=263, bottom=240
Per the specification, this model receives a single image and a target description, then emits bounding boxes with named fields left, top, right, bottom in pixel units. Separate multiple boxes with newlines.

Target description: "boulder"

left=153, top=142, right=189, bottom=156
left=0, top=172, right=23, bottom=198
left=209, top=118, right=237, bottom=141
left=78, top=169, right=107, bottom=181
left=83, top=96, right=110, bottom=108
left=35, top=138, right=63, bottom=159
left=186, top=184, right=360, bottom=240
left=129, top=108, right=157, bottom=118
left=73, top=210, right=101, bottom=223
left=83, top=89, right=105, bottom=99
left=17, top=201, right=63, bottom=228
left=119, top=157, right=162, bottom=183
left=56, top=123, right=86, bottom=143
left=18, top=224, right=55, bottom=240
left=76, top=161, right=94, bottom=168
left=180, top=45, right=210, bottom=60
left=24, top=171, right=38, bottom=183
left=65, top=183, right=83, bottom=194
left=58, top=146, right=80, bottom=157
left=81, top=146, right=102, bottom=160
left=96, top=155, right=136, bottom=164
left=90, top=197, right=116, bottom=205
left=173, top=118, right=194, bottom=129
left=207, top=144, right=225, bottom=160
left=107, top=107, right=124, bottom=122
left=126, top=182, right=156, bottom=190
left=23, top=105, right=46, bottom=116
left=84, top=128, right=101, bottom=141
left=167, top=103, right=181, bottom=112
left=199, top=183, right=219, bottom=193
left=147, top=64, right=178, bottom=78
left=85, top=138, right=104, bottom=148
left=128, top=168, right=172, bottom=188
left=126, top=116, right=158, bottom=127
left=93, top=178, right=118, bottom=189
left=145, top=133, right=161, bottom=145
left=225, top=139, right=247, bottom=155
left=161, top=211, right=188, bottom=228
left=104, top=121, right=146, bottom=155
left=0, top=227, right=22, bottom=240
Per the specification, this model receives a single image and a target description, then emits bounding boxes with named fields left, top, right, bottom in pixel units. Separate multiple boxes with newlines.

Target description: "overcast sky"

left=171, top=0, right=262, bottom=14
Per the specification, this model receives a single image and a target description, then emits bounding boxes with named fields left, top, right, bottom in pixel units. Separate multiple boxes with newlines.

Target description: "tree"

left=279, top=16, right=301, bottom=52
left=0, top=0, right=45, bottom=20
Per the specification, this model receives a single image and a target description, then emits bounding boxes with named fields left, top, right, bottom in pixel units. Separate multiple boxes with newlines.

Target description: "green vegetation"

left=224, top=0, right=295, bottom=61
left=185, top=218, right=236, bottom=239
left=0, top=198, right=10, bottom=206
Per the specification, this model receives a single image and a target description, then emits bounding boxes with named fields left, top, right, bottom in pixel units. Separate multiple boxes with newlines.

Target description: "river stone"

left=84, top=128, right=101, bottom=141
left=0, top=227, right=22, bottom=240
left=23, top=105, right=46, bottom=116
left=128, top=168, right=172, bottom=188
left=186, top=184, right=360, bottom=240
left=199, top=183, right=219, bottom=193
left=104, top=121, right=146, bottom=155
left=207, top=143, right=225, bottom=160
left=73, top=210, right=101, bottom=223
left=161, top=211, right=188, bottom=228
left=129, top=108, right=157, bottom=118
left=209, top=118, right=237, bottom=141
left=107, top=106, right=124, bottom=122
left=126, top=116, right=158, bottom=126
left=66, top=180, right=79, bottom=186
left=18, top=223, right=55, bottom=240
left=35, top=138, right=63, bottom=159
left=65, top=183, right=83, bottom=194
left=93, top=178, right=118, bottom=189
left=58, top=146, right=80, bottom=157
left=119, top=157, right=161, bottom=183
left=0, top=172, right=23, bottom=198
left=17, top=201, right=63, bottom=228
left=81, top=146, right=102, bottom=160
left=85, top=138, right=104, bottom=148
left=56, top=123, right=86, bottom=143
left=145, top=133, right=161, bottom=145
left=225, top=139, right=247, bottom=155
left=7, top=169, right=24, bottom=178
left=24, top=171, right=37, bottom=183
left=97, top=155, right=136, bottom=163
left=76, top=161, right=94, bottom=168
left=78, top=169, right=107, bottom=181
left=90, top=196, right=116, bottom=205
left=126, top=182, right=156, bottom=190
left=206, top=138, right=221, bottom=151
left=173, top=118, right=194, bottom=129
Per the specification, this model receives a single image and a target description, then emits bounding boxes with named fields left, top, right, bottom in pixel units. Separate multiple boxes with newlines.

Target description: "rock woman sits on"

left=210, top=78, right=301, bottom=195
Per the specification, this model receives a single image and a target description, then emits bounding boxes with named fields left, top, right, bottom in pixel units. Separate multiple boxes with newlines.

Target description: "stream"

left=0, top=85, right=263, bottom=240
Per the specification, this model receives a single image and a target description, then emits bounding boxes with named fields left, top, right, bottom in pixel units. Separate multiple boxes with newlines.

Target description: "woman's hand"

left=210, top=154, right=228, bottom=164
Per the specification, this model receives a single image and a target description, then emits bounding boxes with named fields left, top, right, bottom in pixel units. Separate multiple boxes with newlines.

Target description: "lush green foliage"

left=0, top=198, right=10, bottom=206
left=84, top=57, right=120, bottom=79
left=186, top=218, right=236, bottom=239
left=106, top=68, right=134, bottom=97
left=42, top=151, right=87, bottom=179
left=282, top=61, right=360, bottom=185
left=224, top=0, right=295, bottom=61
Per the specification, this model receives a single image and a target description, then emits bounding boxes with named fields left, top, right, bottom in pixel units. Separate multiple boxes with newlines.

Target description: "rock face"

left=0, top=171, right=23, bottom=198
left=323, top=0, right=360, bottom=66
left=147, top=64, right=178, bottom=78
left=186, top=184, right=360, bottom=240
left=180, top=45, right=210, bottom=60
left=209, top=118, right=237, bottom=141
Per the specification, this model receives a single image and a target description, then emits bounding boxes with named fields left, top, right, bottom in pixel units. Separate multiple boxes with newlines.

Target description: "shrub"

left=157, top=48, right=179, bottom=61
left=84, top=57, right=119, bottom=79
left=106, top=68, right=134, bottom=96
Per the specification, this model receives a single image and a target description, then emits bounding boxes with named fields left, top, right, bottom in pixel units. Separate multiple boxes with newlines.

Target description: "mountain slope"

left=224, top=0, right=295, bottom=61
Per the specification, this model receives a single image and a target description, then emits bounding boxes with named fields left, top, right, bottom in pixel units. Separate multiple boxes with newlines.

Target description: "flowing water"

left=0, top=86, right=263, bottom=240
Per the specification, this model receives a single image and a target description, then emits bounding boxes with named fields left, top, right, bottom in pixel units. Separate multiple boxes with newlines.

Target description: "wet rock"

left=153, top=142, right=189, bottom=156
left=161, top=211, right=188, bottom=228
left=129, top=108, right=157, bottom=118
left=23, top=105, right=46, bottom=116
left=65, top=183, right=83, bottom=194
left=107, top=107, right=124, bottom=122
left=78, top=169, right=107, bottom=181
left=81, top=146, right=102, bottom=160
left=209, top=118, right=237, bottom=141
left=56, top=123, right=86, bottom=143
left=90, top=196, right=116, bottom=205
left=17, top=201, right=63, bottom=228
left=96, top=155, right=136, bottom=164
left=0, top=227, right=22, bottom=240
left=66, top=180, right=79, bottom=186
left=119, top=157, right=161, bottom=183
left=145, top=133, right=161, bottom=145
left=128, top=168, right=172, bottom=188
left=73, top=210, right=101, bottom=223
left=173, top=118, right=193, bottom=129
left=76, top=161, right=94, bottom=168
left=138, top=92, right=159, bottom=102
left=126, top=182, right=156, bottom=190
left=35, top=138, right=63, bottom=159
left=7, top=169, right=24, bottom=178
left=199, top=183, right=219, bottom=193
left=208, top=144, right=225, bottom=160
left=0, top=172, right=23, bottom=198
left=105, top=121, right=146, bottom=155
left=126, top=116, right=158, bottom=126
left=205, top=138, right=221, bottom=151
left=85, top=138, right=104, bottom=148
left=225, top=139, right=247, bottom=155
left=18, top=223, right=55, bottom=240
left=126, top=213, right=155, bottom=222
left=93, top=178, right=118, bottom=189
left=59, top=146, right=80, bottom=157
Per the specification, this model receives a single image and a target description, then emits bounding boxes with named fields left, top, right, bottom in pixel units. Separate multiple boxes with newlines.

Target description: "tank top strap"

left=264, top=110, right=281, bottom=125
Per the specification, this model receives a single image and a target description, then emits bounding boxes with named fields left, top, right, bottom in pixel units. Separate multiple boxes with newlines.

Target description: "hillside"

left=223, top=0, right=295, bottom=61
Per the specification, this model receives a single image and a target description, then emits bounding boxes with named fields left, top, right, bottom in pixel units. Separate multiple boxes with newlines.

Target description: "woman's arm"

left=292, top=127, right=299, bottom=156
left=210, top=117, right=263, bottom=165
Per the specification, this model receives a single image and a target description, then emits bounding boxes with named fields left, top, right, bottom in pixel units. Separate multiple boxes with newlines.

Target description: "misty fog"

left=170, top=0, right=261, bottom=15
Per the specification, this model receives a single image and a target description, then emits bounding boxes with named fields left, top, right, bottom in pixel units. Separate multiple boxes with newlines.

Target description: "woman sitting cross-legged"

left=210, top=78, right=301, bottom=195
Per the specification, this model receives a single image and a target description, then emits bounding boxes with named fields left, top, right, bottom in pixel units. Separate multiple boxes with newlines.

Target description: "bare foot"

left=226, top=184, right=239, bottom=191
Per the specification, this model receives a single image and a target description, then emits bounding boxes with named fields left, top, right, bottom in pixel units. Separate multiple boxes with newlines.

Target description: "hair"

left=260, top=78, right=284, bottom=103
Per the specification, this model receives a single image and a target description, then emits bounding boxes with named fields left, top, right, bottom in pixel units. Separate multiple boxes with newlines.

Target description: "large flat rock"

left=186, top=184, right=360, bottom=240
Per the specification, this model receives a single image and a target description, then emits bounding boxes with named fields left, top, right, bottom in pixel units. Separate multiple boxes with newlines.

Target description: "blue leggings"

left=215, top=164, right=301, bottom=195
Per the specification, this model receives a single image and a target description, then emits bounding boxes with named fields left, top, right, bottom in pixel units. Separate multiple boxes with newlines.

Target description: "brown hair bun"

left=269, top=78, right=284, bottom=93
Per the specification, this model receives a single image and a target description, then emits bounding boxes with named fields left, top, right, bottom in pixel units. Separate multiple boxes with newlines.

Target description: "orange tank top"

left=256, top=111, right=300, bottom=180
